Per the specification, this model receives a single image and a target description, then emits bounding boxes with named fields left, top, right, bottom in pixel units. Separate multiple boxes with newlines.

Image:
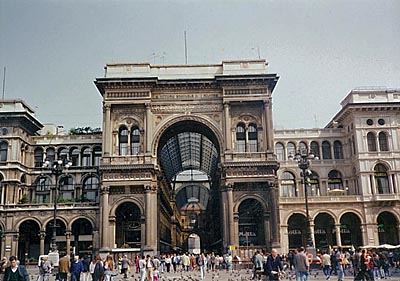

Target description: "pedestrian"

left=196, top=253, right=206, bottom=280
left=138, top=256, right=146, bottom=281
left=81, top=255, right=91, bottom=281
left=294, top=247, right=309, bottom=281
left=91, top=256, right=104, bottom=281
left=251, top=251, right=263, bottom=280
left=58, top=254, right=71, bottom=281
left=70, top=255, right=84, bottom=281
left=145, top=255, right=154, bottom=281
left=39, top=256, right=52, bottom=281
left=265, top=249, right=283, bottom=280
left=3, top=256, right=29, bottom=281
left=121, top=255, right=130, bottom=278
left=322, top=250, right=331, bottom=280
left=103, top=255, right=114, bottom=281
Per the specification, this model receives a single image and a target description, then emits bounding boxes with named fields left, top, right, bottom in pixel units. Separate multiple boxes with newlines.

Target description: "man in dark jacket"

left=3, top=256, right=29, bottom=281
left=265, top=249, right=283, bottom=280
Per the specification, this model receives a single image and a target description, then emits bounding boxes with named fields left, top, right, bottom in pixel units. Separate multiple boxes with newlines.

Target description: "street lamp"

left=289, top=148, right=318, bottom=249
left=42, top=159, right=72, bottom=252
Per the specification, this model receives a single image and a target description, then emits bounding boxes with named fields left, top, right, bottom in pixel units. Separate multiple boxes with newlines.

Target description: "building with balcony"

left=0, top=60, right=398, bottom=263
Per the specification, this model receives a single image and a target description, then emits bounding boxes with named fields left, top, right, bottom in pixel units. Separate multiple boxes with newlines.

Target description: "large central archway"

left=157, top=119, right=222, bottom=252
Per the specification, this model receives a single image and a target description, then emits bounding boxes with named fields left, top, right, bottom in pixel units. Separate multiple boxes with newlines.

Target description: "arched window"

left=119, top=126, right=129, bottom=155
left=59, top=175, right=74, bottom=200
left=378, top=132, right=388, bottom=151
left=298, top=142, right=307, bottom=152
left=310, top=141, right=320, bottom=158
left=236, top=123, right=246, bottom=153
left=248, top=123, right=258, bottom=152
left=81, top=147, right=91, bottom=167
left=275, top=143, right=284, bottom=161
left=82, top=176, right=99, bottom=202
left=46, top=147, right=55, bottom=162
left=322, top=141, right=332, bottom=159
left=374, top=164, right=390, bottom=194
left=131, top=127, right=140, bottom=155
left=308, top=171, right=320, bottom=196
left=34, top=147, right=44, bottom=167
left=328, top=170, right=343, bottom=190
left=333, top=140, right=344, bottom=159
left=367, top=132, right=377, bottom=152
left=58, top=147, right=69, bottom=163
left=0, top=141, right=7, bottom=162
left=286, top=142, right=296, bottom=160
left=280, top=172, right=297, bottom=197
left=70, top=147, right=80, bottom=166
left=93, top=146, right=102, bottom=166
left=35, top=177, right=51, bottom=203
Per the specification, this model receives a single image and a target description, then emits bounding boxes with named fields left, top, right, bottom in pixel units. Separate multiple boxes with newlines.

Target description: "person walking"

left=322, top=250, right=332, bottom=280
left=92, top=256, right=104, bottom=281
left=196, top=253, right=206, bottom=280
left=39, top=256, right=52, bottom=281
left=121, top=255, right=130, bottom=279
left=3, top=256, right=29, bottom=281
left=70, top=255, right=84, bottom=281
left=138, top=256, right=146, bottom=281
left=81, top=255, right=91, bottom=281
left=251, top=251, right=263, bottom=280
left=295, top=247, right=309, bottom=281
left=58, top=254, right=71, bottom=281
left=265, top=249, right=283, bottom=280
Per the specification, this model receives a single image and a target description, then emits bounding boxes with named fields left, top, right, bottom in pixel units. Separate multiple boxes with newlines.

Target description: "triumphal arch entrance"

left=94, top=60, right=280, bottom=256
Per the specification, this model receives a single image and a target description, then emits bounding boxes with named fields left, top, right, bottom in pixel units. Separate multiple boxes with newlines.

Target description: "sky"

left=0, top=0, right=399, bottom=131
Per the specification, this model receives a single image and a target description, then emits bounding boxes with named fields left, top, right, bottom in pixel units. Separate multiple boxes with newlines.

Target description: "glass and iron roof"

left=160, top=131, right=218, bottom=182
left=158, top=122, right=219, bottom=211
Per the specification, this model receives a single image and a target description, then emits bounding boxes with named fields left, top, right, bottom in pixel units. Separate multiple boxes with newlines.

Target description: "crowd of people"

left=0, top=248, right=399, bottom=281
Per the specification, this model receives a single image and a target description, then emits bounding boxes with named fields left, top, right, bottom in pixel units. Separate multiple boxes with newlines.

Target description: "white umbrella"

left=378, top=244, right=397, bottom=249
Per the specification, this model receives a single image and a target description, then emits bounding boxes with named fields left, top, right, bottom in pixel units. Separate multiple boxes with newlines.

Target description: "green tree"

left=69, top=127, right=101, bottom=135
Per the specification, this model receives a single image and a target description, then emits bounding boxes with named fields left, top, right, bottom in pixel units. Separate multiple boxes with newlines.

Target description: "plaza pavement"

left=26, top=265, right=400, bottom=281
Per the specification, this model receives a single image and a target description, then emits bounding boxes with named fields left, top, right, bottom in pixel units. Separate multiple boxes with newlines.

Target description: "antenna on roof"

left=2, top=67, right=5, bottom=100
left=184, top=31, right=188, bottom=64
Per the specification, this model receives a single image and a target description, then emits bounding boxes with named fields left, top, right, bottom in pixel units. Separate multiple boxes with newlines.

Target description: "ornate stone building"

left=0, top=60, right=399, bottom=262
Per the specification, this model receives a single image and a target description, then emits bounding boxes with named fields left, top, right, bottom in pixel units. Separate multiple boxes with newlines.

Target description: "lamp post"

left=289, top=148, right=318, bottom=249
left=43, top=159, right=72, bottom=252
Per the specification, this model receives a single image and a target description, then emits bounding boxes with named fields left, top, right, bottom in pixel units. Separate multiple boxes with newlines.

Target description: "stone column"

left=224, top=103, right=232, bottom=151
left=371, top=174, right=377, bottom=194
left=144, top=184, right=158, bottom=255
left=101, top=186, right=110, bottom=247
left=309, top=220, right=316, bottom=248
left=280, top=224, right=288, bottom=253
left=103, top=104, right=111, bottom=156
left=360, top=224, right=368, bottom=246
left=109, top=216, right=116, bottom=248
left=92, top=230, right=100, bottom=255
left=335, top=224, right=342, bottom=246
left=264, top=213, right=271, bottom=249
left=65, top=231, right=72, bottom=256
left=388, top=173, right=394, bottom=193
left=39, top=231, right=46, bottom=256
left=220, top=186, right=229, bottom=250
left=226, top=184, right=235, bottom=246
left=145, top=103, right=152, bottom=153
left=264, top=100, right=274, bottom=152
left=232, top=212, right=239, bottom=248
left=270, top=186, right=280, bottom=247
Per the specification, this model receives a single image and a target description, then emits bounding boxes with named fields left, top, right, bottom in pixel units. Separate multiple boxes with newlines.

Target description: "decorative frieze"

left=151, top=104, right=222, bottom=113
left=106, top=92, right=150, bottom=99
left=103, top=173, right=152, bottom=181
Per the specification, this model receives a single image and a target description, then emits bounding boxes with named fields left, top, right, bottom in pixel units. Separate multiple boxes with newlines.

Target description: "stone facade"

left=0, top=61, right=398, bottom=262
